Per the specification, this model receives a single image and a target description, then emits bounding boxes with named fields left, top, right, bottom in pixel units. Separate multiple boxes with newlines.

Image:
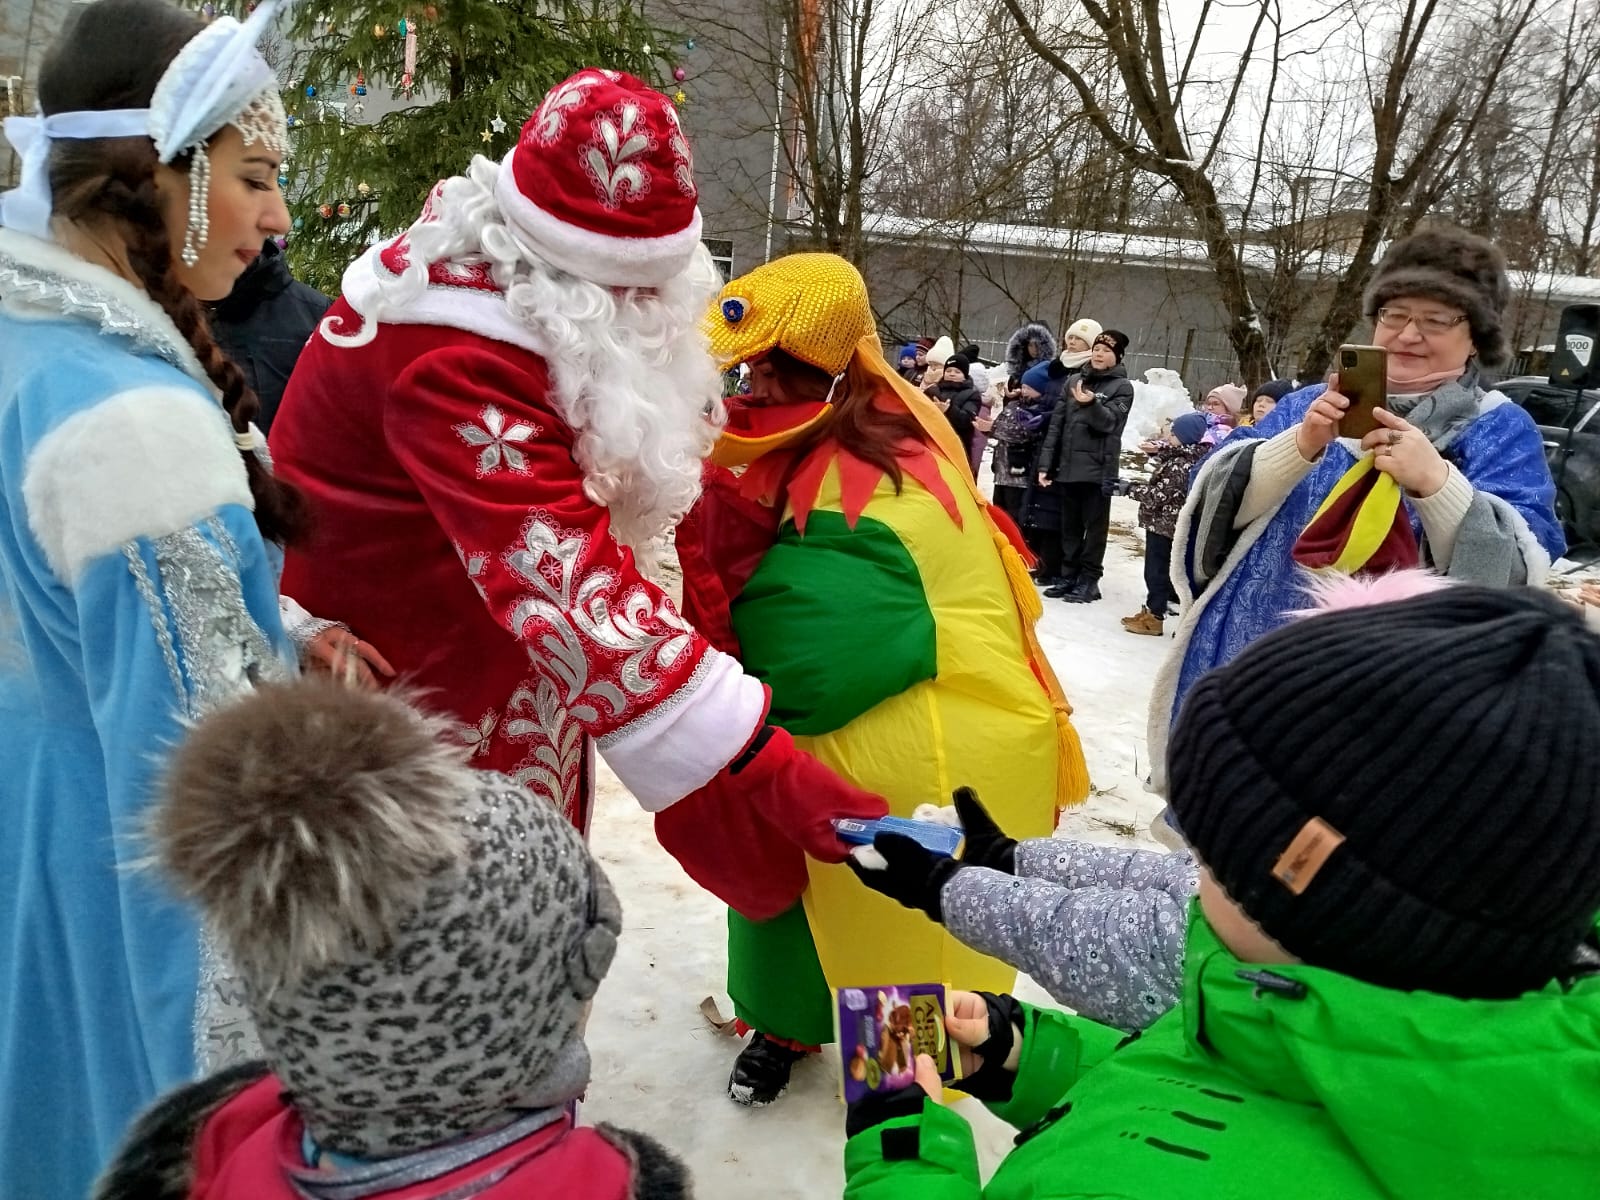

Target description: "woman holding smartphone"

left=1145, top=228, right=1563, bottom=792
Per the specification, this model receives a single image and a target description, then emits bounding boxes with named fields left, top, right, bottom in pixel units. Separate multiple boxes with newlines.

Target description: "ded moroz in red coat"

left=270, top=221, right=767, bottom=836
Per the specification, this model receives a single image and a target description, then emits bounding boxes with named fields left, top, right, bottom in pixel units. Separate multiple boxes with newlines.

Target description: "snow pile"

left=1123, top=367, right=1195, bottom=451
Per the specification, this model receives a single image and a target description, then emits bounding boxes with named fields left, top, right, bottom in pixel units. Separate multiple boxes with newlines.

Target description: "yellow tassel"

left=1054, top=707, right=1091, bottom=809
left=994, top=529, right=1044, bottom=625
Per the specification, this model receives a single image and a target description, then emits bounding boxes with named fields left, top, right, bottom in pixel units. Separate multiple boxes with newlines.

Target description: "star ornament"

left=481, top=128, right=493, bottom=142
left=490, top=115, right=508, bottom=134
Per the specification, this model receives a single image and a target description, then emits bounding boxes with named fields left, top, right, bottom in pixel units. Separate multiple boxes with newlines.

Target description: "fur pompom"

left=1288, top=568, right=1451, bottom=618
left=155, top=678, right=477, bottom=991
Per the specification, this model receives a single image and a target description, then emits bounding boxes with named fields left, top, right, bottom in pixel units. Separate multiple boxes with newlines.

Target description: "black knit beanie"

left=1094, top=330, right=1129, bottom=362
left=1364, top=227, right=1510, bottom=367
left=1169, top=584, right=1600, bottom=999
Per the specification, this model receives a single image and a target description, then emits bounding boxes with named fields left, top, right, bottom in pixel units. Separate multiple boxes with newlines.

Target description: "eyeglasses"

left=1375, top=307, right=1469, bottom=336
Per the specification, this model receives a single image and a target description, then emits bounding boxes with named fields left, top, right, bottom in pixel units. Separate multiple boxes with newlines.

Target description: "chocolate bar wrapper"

left=836, top=983, right=959, bottom=1103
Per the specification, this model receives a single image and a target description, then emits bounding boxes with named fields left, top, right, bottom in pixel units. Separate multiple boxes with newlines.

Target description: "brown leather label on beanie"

left=1272, top=818, right=1346, bottom=895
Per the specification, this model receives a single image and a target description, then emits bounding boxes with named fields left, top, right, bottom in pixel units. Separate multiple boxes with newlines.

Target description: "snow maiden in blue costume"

left=1148, top=229, right=1564, bottom=790
left=0, top=2, right=338, bottom=1193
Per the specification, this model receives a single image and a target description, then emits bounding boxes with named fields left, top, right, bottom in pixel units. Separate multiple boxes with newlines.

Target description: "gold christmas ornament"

left=704, top=253, right=875, bottom=377
left=356, top=181, right=371, bottom=196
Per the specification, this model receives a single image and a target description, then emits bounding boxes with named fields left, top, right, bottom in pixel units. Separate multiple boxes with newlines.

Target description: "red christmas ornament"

left=673, top=66, right=687, bottom=82
left=318, top=203, right=334, bottom=219
left=337, top=202, right=352, bottom=218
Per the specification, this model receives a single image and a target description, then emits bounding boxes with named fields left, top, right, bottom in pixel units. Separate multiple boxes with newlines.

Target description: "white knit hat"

left=924, top=335, right=955, bottom=366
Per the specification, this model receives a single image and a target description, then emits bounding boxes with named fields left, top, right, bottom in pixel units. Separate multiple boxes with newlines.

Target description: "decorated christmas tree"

left=205, top=2, right=669, bottom=291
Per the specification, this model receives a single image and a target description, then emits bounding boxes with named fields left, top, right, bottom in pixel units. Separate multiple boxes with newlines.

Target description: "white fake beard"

left=338, top=156, right=727, bottom=562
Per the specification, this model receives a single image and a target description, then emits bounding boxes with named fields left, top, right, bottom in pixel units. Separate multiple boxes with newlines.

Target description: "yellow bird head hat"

left=704, top=252, right=875, bottom=377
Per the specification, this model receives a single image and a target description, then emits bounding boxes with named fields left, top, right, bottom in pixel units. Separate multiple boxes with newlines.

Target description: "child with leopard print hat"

left=94, top=677, right=689, bottom=1200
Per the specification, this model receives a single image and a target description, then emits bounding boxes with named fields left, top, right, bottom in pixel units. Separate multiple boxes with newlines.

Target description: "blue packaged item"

left=832, top=816, right=964, bottom=858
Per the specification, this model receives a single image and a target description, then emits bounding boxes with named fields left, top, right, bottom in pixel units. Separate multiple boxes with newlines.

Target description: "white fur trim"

left=336, top=244, right=551, bottom=359
left=1148, top=439, right=1273, bottom=795
left=0, top=228, right=212, bottom=390
left=597, top=648, right=766, bottom=812
left=491, top=154, right=705, bottom=289
left=22, top=386, right=250, bottom=586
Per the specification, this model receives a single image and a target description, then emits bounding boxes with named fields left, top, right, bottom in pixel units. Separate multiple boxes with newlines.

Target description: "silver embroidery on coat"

left=122, top=544, right=187, bottom=704
left=506, top=677, right=584, bottom=824
left=506, top=518, right=695, bottom=724
left=0, top=251, right=203, bottom=384
left=195, top=924, right=262, bottom=1071
left=150, top=525, right=284, bottom=717
left=139, top=525, right=285, bottom=1065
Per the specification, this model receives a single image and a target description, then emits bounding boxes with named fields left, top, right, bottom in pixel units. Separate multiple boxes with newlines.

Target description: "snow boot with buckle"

left=728, top=1032, right=808, bottom=1107
left=1121, top=607, right=1164, bottom=636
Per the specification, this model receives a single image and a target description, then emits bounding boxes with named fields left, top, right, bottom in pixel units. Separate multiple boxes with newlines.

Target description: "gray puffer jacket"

left=938, top=840, right=1197, bottom=1032
left=1038, top=365, right=1134, bottom=483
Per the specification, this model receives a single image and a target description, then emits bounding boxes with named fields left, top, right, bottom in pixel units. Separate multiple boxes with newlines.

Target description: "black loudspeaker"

left=1549, top=304, right=1600, bottom=389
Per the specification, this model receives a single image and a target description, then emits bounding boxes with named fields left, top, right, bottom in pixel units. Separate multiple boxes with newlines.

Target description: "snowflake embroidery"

left=454, top=405, right=539, bottom=476
left=583, top=102, right=654, bottom=209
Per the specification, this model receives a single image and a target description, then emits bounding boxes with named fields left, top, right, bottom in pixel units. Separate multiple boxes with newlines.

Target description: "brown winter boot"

left=1121, top=608, right=1164, bottom=636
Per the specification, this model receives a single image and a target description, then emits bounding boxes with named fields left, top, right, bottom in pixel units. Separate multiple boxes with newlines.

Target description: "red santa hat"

left=492, top=69, right=704, bottom=288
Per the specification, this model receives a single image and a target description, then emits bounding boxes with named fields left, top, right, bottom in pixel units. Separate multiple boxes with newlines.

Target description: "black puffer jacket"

left=1037, top=365, right=1134, bottom=483
left=934, top=380, right=984, bottom=457
left=208, top=240, right=331, bottom=434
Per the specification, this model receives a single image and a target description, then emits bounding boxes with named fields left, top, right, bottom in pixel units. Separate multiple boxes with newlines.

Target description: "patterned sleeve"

left=22, top=384, right=292, bottom=1080
left=939, top=846, right=1197, bottom=1032
left=386, top=343, right=766, bottom=811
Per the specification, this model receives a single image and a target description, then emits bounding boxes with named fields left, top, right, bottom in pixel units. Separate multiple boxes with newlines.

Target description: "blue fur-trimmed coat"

left=1145, top=382, right=1563, bottom=790
left=0, top=229, right=292, bottom=1199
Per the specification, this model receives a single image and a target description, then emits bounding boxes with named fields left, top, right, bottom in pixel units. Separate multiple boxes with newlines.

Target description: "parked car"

left=1491, top=375, right=1600, bottom=551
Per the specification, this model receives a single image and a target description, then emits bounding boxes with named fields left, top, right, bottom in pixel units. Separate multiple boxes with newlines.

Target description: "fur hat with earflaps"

left=154, top=677, right=622, bottom=1157
left=1364, top=227, right=1511, bottom=366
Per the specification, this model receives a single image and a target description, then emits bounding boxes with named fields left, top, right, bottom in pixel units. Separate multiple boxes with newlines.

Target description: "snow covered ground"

left=581, top=498, right=1170, bottom=1197
left=582, top=495, right=1600, bottom=1196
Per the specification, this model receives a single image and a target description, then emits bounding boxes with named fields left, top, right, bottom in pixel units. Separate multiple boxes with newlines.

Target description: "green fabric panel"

left=731, top=510, right=937, bottom=737
left=726, top=902, right=834, bottom=1045
left=844, top=1103, right=984, bottom=1199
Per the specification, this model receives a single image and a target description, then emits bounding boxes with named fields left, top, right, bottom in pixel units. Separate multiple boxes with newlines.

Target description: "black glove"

left=960, top=992, right=1027, bottom=1103
left=1101, top=475, right=1121, bottom=497
left=846, top=832, right=962, bottom=922
left=952, top=787, right=1017, bottom=874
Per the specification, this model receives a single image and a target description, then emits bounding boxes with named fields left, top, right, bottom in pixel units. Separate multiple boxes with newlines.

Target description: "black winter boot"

left=1061, top=579, right=1101, bottom=603
left=1042, top=573, right=1079, bottom=598
left=727, top=1033, right=809, bottom=1107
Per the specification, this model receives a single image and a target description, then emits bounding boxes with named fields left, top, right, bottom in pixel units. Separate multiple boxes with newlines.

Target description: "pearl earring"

left=182, top=146, right=212, bottom=268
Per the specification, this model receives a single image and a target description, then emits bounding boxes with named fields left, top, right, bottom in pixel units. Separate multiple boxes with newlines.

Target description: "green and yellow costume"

left=696, top=254, right=1090, bottom=1043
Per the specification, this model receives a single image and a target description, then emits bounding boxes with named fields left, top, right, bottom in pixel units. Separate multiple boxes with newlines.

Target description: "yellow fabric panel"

left=793, top=455, right=1059, bottom=993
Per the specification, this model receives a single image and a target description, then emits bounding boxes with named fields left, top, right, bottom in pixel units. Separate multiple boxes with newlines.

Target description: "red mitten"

left=731, top=726, right=890, bottom=862
left=654, top=725, right=889, bottom=920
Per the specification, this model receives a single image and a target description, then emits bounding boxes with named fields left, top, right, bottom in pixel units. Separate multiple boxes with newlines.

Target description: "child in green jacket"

left=843, top=581, right=1600, bottom=1199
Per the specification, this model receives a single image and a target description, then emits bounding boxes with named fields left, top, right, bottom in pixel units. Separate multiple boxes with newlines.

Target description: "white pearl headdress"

left=0, top=1, right=288, bottom=265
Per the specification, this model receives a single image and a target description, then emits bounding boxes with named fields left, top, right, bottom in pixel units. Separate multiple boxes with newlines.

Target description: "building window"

left=703, top=238, right=734, bottom=282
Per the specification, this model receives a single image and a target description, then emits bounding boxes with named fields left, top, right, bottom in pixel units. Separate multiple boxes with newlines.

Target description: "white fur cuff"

left=598, top=649, right=767, bottom=812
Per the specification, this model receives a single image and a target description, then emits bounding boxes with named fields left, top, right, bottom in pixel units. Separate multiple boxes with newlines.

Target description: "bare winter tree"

left=999, top=0, right=1553, bottom=381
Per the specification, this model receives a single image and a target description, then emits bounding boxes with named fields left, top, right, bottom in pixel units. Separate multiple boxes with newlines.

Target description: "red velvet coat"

left=271, top=237, right=768, bottom=834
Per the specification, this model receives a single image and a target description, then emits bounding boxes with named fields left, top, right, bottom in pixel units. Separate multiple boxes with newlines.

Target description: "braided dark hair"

left=38, top=0, right=307, bottom=544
